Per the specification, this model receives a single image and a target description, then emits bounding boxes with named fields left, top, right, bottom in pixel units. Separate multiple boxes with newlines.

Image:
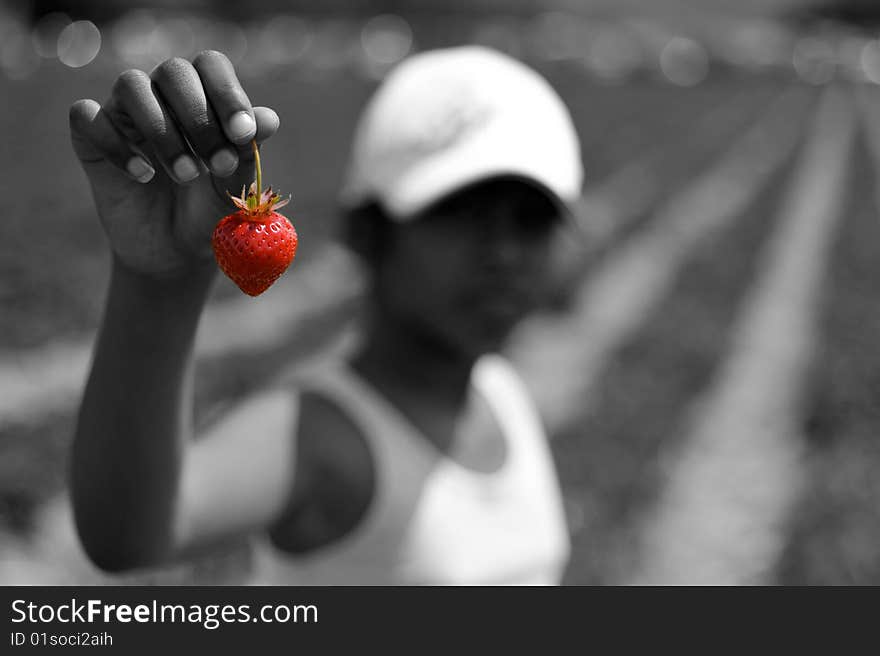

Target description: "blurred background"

left=2, top=0, right=880, bottom=585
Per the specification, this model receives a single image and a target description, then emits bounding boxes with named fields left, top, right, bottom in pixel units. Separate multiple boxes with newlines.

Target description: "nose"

left=484, top=212, right=530, bottom=270
left=490, top=237, right=524, bottom=271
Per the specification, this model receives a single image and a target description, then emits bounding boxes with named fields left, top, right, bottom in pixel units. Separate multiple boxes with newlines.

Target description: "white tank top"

left=249, top=354, right=570, bottom=585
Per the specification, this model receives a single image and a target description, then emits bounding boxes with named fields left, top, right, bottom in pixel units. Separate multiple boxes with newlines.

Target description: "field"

left=2, top=19, right=880, bottom=584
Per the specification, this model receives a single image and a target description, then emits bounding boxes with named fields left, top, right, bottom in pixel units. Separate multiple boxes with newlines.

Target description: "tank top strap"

left=251, top=356, right=569, bottom=584
left=285, top=355, right=546, bottom=470
left=471, top=354, right=550, bottom=461
left=279, top=361, right=443, bottom=548
left=282, top=361, right=439, bottom=475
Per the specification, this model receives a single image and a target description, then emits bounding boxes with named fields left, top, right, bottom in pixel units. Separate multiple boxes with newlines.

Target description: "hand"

left=69, top=50, right=280, bottom=279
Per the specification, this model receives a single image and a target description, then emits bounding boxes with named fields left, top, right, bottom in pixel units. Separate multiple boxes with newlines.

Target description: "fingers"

left=109, top=68, right=202, bottom=184
left=235, top=106, right=280, bottom=166
left=234, top=107, right=281, bottom=163
left=192, top=50, right=257, bottom=146
left=253, top=106, right=281, bottom=144
left=69, top=98, right=156, bottom=183
left=73, top=51, right=279, bottom=188
left=151, top=57, right=239, bottom=179
left=214, top=106, right=282, bottom=198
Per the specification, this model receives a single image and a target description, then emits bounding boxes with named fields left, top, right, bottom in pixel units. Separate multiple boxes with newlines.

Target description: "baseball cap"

left=340, top=46, right=584, bottom=221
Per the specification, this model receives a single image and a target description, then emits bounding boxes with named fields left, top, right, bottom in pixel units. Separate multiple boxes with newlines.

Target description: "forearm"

left=71, top=257, right=215, bottom=571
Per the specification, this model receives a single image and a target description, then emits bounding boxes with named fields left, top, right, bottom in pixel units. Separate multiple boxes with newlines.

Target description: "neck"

left=351, top=310, right=476, bottom=406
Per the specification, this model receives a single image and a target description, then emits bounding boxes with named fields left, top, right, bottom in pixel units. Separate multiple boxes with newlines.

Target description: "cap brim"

left=381, top=153, right=587, bottom=244
left=381, top=147, right=581, bottom=221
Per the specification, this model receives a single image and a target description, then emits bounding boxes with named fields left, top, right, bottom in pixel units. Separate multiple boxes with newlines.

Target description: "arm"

left=73, top=259, right=301, bottom=572
left=69, top=51, right=298, bottom=572
left=72, top=260, right=213, bottom=570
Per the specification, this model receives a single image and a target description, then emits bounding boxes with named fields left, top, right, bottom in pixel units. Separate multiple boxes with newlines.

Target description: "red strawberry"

left=212, top=143, right=298, bottom=296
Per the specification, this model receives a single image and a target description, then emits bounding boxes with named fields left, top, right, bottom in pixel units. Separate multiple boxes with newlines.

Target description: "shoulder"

left=474, top=354, right=535, bottom=407
left=474, top=354, right=549, bottom=440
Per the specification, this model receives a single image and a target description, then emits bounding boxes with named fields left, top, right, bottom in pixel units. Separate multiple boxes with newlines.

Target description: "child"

left=70, top=46, right=584, bottom=585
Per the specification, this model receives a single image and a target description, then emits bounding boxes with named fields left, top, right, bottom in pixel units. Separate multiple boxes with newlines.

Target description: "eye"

left=515, top=206, right=560, bottom=236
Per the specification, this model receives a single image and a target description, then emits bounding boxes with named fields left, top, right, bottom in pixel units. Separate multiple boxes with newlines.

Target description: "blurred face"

left=373, top=179, right=564, bottom=358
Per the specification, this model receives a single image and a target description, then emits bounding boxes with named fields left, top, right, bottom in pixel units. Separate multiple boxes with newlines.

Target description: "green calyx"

left=227, top=140, right=290, bottom=216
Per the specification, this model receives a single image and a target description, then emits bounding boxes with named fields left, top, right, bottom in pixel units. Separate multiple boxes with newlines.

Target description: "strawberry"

left=212, top=142, right=297, bottom=297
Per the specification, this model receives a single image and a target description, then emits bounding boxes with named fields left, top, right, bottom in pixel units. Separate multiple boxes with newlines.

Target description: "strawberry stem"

left=251, top=139, right=262, bottom=199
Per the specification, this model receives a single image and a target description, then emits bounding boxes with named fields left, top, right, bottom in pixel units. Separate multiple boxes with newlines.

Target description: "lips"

left=480, top=295, right=525, bottom=317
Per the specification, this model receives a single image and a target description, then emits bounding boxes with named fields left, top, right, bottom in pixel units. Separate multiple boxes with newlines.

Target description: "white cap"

left=340, top=46, right=584, bottom=221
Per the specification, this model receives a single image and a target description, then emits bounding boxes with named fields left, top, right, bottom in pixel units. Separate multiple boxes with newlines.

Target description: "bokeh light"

left=528, top=11, right=585, bottom=61
left=254, top=15, right=313, bottom=67
left=724, top=20, right=793, bottom=71
left=833, top=34, right=865, bottom=81
left=861, top=41, right=880, bottom=84
left=110, top=10, right=156, bottom=67
left=307, top=20, right=356, bottom=73
left=0, top=29, right=41, bottom=79
left=471, top=19, right=523, bottom=59
left=57, top=20, right=101, bottom=68
left=361, top=14, right=412, bottom=66
left=194, top=19, right=247, bottom=65
left=159, top=17, right=196, bottom=60
left=792, top=37, right=836, bottom=85
left=659, top=36, right=709, bottom=87
left=587, top=25, right=644, bottom=82
left=31, top=12, right=71, bottom=59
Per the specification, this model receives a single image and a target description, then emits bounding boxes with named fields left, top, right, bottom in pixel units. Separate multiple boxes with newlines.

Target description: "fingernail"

left=210, top=148, right=239, bottom=177
left=172, top=155, right=200, bottom=183
left=126, top=156, right=155, bottom=183
left=227, top=111, right=256, bottom=143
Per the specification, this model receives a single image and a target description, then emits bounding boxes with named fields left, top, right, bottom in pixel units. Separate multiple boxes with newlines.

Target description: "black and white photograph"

left=2, top=0, right=880, bottom=604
